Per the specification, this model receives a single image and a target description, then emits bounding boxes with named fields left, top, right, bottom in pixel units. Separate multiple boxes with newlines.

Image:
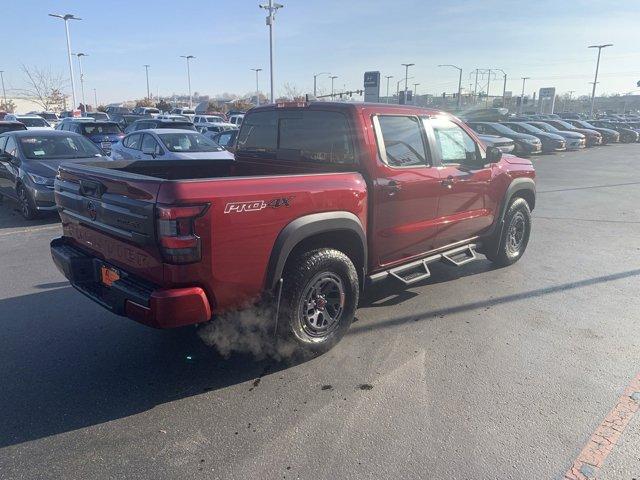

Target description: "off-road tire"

left=278, top=248, right=359, bottom=355
left=485, top=197, right=531, bottom=267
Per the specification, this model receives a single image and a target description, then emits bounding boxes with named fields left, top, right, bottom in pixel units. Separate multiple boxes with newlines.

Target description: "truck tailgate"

left=55, top=163, right=165, bottom=282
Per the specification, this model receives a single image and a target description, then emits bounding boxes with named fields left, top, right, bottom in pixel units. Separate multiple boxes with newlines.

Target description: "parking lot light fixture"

left=0, top=71, right=7, bottom=107
left=313, top=72, right=331, bottom=98
left=180, top=55, right=195, bottom=108
left=413, top=83, right=420, bottom=103
left=438, top=64, right=463, bottom=108
left=330, top=75, right=338, bottom=99
left=93, top=88, right=97, bottom=108
left=385, top=75, right=393, bottom=103
left=49, top=13, right=81, bottom=110
left=588, top=44, right=613, bottom=117
left=401, top=63, right=414, bottom=102
left=74, top=53, right=88, bottom=111
left=259, top=0, right=284, bottom=103
left=144, top=65, right=151, bottom=100
left=519, top=77, right=530, bottom=114
left=251, top=68, right=263, bottom=106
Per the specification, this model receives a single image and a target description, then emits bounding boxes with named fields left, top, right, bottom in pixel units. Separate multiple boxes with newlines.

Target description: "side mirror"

left=486, top=145, right=502, bottom=163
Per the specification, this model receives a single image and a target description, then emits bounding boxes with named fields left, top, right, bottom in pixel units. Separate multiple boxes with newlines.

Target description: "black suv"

left=124, top=118, right=196, bottom=134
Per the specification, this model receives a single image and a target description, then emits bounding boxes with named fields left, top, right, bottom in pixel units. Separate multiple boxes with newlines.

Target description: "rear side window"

left=278, top=111, right=355, bottom=164
left=375, top=115, right=428, bottom=167
left=124, top=133, right=142, bottom=150
left=236, top=111, right=277, bottom=152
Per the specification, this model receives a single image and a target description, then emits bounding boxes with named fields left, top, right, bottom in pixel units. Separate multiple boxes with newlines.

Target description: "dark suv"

left=124, top=118, right=197, bottom=134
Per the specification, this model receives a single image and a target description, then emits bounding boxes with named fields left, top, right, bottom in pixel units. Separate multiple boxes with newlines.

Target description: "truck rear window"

left=237, top=110, right=355, bottom=164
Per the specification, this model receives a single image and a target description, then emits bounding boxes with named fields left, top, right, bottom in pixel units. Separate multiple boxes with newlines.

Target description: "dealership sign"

left=364, top=71, right=380, bottom=103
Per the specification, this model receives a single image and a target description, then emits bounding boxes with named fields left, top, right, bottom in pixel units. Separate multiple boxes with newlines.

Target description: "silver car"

left=109, top=129, right=234, bottom=161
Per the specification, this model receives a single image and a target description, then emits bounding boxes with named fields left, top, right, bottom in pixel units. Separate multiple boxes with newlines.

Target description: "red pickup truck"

left=50, top=102, right=535, bottom=353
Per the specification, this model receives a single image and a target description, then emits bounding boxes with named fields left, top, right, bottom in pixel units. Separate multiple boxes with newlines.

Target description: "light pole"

left=413, top=83, right=420, bottom=104
left=93, top=88, right=98, bottom=108
left=396, top=76, right=414, bottom=103
left=384, top=75, right=393, bottom=103
left=49, top=13, right=81, bottom=110
left=494, top=68, right=507, bottom=108
left=74, top=53, right=88, bottom=110
left=144, top=64, right=151, bottom=99
left=180, top=55, right=195, bottom=108
left=259, top=0, right=283, bottom=103
left=313, top=72, right=330, bottom=97
left=438, top=64, right=463, bottom=109
left=519, top=77, right=530, bottom=114
left=251, top=68, right=262, bottom=106
left=588, top=43, right=613, bottom=117
left=0, top=71, right=7, bottom=108
left=401, top=63, right=414, bottom=103
left=329, top=75, right=338, bottom=99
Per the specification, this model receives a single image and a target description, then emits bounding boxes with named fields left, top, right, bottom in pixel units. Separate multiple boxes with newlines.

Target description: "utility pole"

left=588, top=43, right=613, bottom=117
left=259, top=0, right=283, bottom=103
left=474, top=69, right=479, bottom=103
left=401, top=63, right=414, bottom=104
left=439, top=64, right=463, bottom=109
left=313, top=72, right=330, bottom=97
left=49, top=13, right=81, bottom=110
left=0, top=71, right=7, bottom=108
left=519, top=77, right=530, bottom=114
left=385, top=75, right=393, bottom=103
left=93, top=88, right=97, bottom=108
left=144, top=64, right=151, bottom=99
left=251, top=68, right=262, bottom=106
left=494, top=69, right=507, bottom=107
left=329, top=75, right=338, bottom=99
left=74, top=53, right=88, bottom=111
left=180, top=55, right=195, bottom=108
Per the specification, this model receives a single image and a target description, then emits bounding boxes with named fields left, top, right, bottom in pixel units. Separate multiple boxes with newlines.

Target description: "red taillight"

left=156, top=204, right=208, bottom=264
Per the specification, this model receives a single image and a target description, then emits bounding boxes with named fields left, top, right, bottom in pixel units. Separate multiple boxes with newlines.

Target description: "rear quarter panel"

left=157, top=172, right=367, bottom=311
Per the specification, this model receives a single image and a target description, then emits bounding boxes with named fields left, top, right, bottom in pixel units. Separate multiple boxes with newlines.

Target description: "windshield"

left=39, top=113, right=58, bottom=121
left=19, top=117, right=49, bottom=127
left=0, top=124, right=26, bottom=133
left=158, top=132, right=223, bottom=152
left=205, top=116, right=224, bottom=123
left=81, top=123, right=122, bottom=135
left=487, top=123, right=516, bottom=135
left=19, top=134, right=103, bottom=159
left=512, top=123, right=542, bottom=134
left=531, top=122, right=558, bottom=132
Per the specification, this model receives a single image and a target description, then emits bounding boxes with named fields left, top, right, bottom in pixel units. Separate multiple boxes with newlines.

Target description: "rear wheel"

left=485, top=197, right=531, bottom=267
left=278, top=248, right=359, bottom=355
left=17, top=184, right=38, bottom=220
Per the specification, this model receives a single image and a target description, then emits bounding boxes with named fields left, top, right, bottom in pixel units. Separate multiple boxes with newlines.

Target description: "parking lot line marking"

left=564, top=372, right=640, bottom=480
left=536, top=216, right=640, bottom=225
left=538, top=180, right=640, bottom=194
left=0, top=225, right=60, bottom=237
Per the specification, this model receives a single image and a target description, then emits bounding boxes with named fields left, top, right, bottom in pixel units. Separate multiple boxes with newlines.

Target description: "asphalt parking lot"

left=1, top=145, right=639, bottom=480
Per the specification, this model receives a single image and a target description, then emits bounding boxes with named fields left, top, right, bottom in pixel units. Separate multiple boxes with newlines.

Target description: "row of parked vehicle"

left=463, top=111, right=640, bottom=156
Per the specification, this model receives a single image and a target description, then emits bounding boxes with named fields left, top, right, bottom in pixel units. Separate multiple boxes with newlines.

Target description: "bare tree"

left=281, top=82, right=304, bottom=101
left=15, top=65, right=68, bottom=112
left=0, top=99, right=16, bottom=113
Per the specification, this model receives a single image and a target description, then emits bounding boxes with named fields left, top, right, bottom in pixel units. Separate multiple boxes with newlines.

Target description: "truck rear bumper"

left=50, top=237, right=211, bottom=328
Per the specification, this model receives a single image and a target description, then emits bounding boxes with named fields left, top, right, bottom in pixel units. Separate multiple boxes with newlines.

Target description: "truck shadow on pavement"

left=0, top=199, right=60, bottom=229
left=2, top=267, right=639, bottom=449
left=0, top=286, right=292, bottom=449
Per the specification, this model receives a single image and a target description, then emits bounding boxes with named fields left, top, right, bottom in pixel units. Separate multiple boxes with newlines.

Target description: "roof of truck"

left=250, top=101, right=447, bottom=116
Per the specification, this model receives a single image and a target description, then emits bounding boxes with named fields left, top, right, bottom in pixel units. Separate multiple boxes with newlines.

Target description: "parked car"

left=461, top=108, right=510, bottom=122
left=110, top=114, right=145, bottom=130
left=475, top=134, right=515, bottom=153
left=57, top=120, right=124, bottom=155
left=565, top=120, right=619, bottom=144
left=156, top=114, right=190, bottom=122
left=85, top=112, right=110, bottom=121
left=50, top=102, right=536, bottom=354
left=36, top=112, right=60, bottom=128
left=228, top=114, right=245, bottom=126
left=124, top=118, right=197, bottom=133
left=467, top=122, right=542, bottom=156
left=0, top=121, right=28, bottom=134
left=501, top=121, right=566, bottom=153
left=541, top=119, right=602, bottom=146
left=193, top=114, right=226, bottom=126
left=558, top=112, right=585, bottom=120
left=0, top=130, right=108, bottom=219
left=588, top=120, right=639, bottom=143
left=208, top=129, right=238, bottom=150
left=525, top=121, right=586, bottom=150
left=169, top=108, right=195, bottom=120
left=109, top=129, right=233, bottom=161
left=105, top=106, right=131, bottom=116
left=131, top=107, right=160, bottom=116
left=4, top=115, right=53, bottom=130
left=196, top=122, right=237, bottom=135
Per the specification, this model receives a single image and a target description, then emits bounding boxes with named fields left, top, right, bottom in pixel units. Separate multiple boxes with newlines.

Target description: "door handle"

left=383, top=180, right=402, bottom=196
left=441, top=176, right=455, bottom=188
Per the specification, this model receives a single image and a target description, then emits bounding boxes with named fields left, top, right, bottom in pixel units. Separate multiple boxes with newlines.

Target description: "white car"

left=228, top=114, right=244, bottom=126
left=156, top=114, right=191, bottom=122
left=197, top=122, right=237, bottom=135
left=170, top=108, right=196, bottom=121
left=5, top=114, right=53, bottom=130
left=193, top=114, right=226, bottom=126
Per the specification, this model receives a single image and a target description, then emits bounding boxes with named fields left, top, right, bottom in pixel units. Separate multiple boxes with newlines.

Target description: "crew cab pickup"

left=50, top=102, right=535, bottom=353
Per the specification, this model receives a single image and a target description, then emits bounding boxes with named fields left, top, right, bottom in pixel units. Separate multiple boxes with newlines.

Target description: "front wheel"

left=485, top=197, right=531, bottom=267
left=278, top=248, right=359, bottom=355
left=17, top=184, right=38, bottom=220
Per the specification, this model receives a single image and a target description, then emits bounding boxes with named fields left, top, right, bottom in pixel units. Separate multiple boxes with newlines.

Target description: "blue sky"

left=3, top=0, right=640, bottom=104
